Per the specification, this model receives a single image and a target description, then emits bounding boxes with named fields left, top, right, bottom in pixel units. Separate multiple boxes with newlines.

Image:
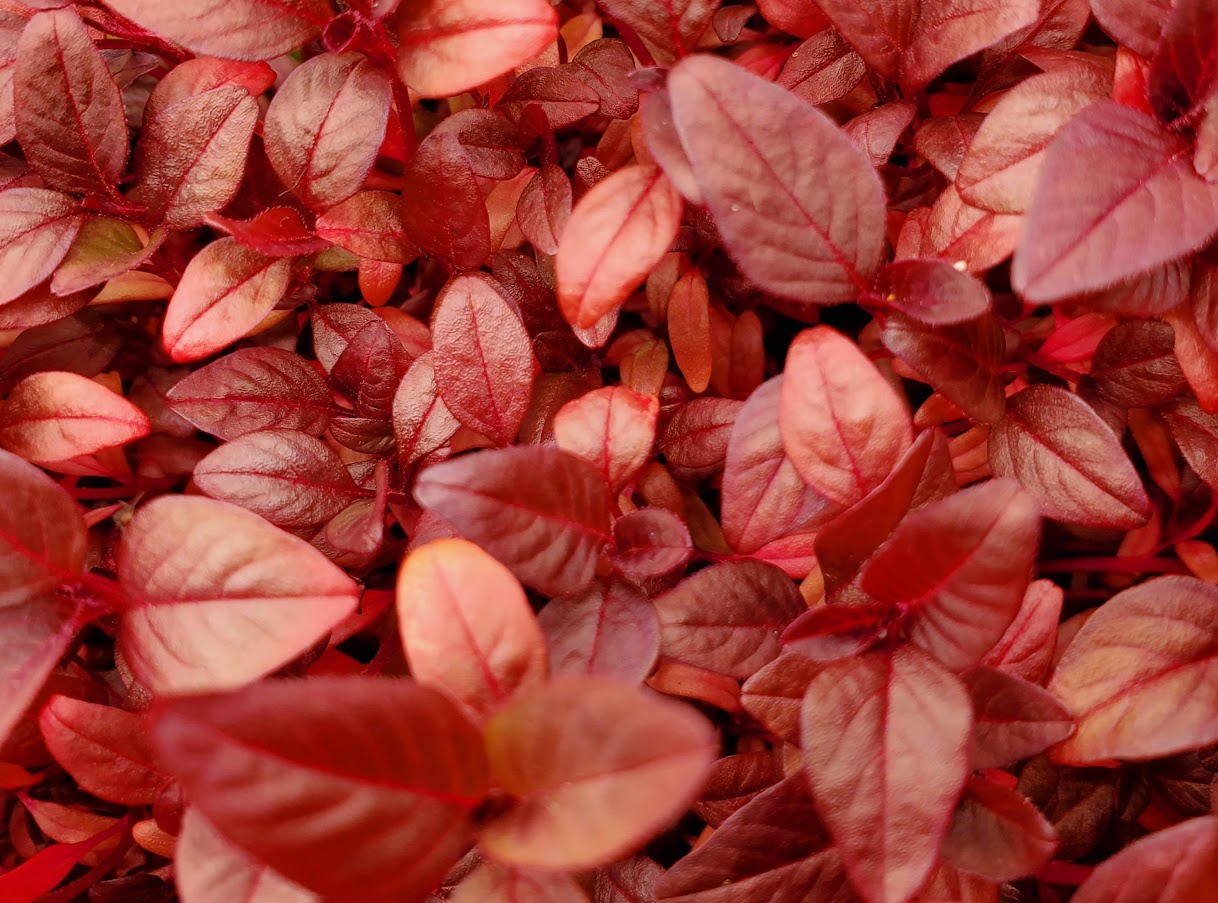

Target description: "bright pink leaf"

left=556, top=165, right=683, bottom=330
left=118, top=495, right=359, bottom=694
left=1072, top=815, right=1218, bottom=902
left=653, top=559, right=806, bottom=679
left=414, top=445, right=611, bottom=596
left=1049, top=576, right=1218, bottom=764
left=150, top=677, right=488, bottom=899
left=396, top=538, right=548, bottom=718
left=801, top=646, right=971, bottom=903
left=1012, top=102, right=1218, bottom=303
left=779, top=326, right=913, bottom=509
left=161, top=238, right=293, bottom=363
left=395, top=0, right=558, bottom=98
left=479, top=676, right=716, bottom=869
left=989, top=383, right=1152, bottom=529
left=667, top=55, right=885, bottom=306
left=0, top=371, right=149, bottom=464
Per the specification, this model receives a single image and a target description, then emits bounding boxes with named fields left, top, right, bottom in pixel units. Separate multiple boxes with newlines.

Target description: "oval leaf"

left=537, top=578, right=660, bottom=682
left=0, top=448, right=85, bottom=608
left=553, top=386, right=659, bottom=495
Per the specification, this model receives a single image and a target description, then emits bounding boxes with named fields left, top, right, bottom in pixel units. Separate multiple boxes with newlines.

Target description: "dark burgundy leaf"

left=1090, top=319, right=1187, bottom=408
left=431, top=110, right=528, bottom=181
left=659, top=397, right=741, bottom=482
left=777, top=28, right=867, bottom=106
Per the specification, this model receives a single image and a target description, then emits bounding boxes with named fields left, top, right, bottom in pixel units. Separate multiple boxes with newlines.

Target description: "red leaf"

left=653, top=559, right=806, bottom=679
left=118, top=496, right=359, bottom=694
left=393, top=351, right=461, bottom=467
left=779, top=326, right=913, bottom=509
left=782, top=602, right=891, bottom=662
left=989, top=384, right=1151, bottom=529
left=395, top=0, right=557, bottom=98
left=858, top=480, right=1040, bottom=672
left=553, top=386, right=658, bottom=494
left=150, top=677, right=488, bottom=899
left=1072, top=815, right=1218, bottom=903
left=776, top=28, right=866, bottom=106
left=537, top=578, right=660, bottom=682
left=0, top=312, right=120, bottom=401
left=874, top=258, right=992, bottom=325
left=556, top=165, right=683, bottom=330
left=0, top=597, right=77, bottom=748
left=1090, top=0, right=1169, bottom=58
left=0, top=447, right=85, bottom=607
left=193, top=429, right=367, bottom=529
left=205, top=208, right=331, bottom=258
left=0, top=188, right=82, bottom=306
left=0, top=371, right=149, bottom=463
left=431, top=109, right=529, bottom=181
left=692, top=751, right=785, bottom=828
left=496, top=66, right=602, bottom=130
left=880, top=312, right=1008, bottom=424
left=264, top=52, right=391, bottom=210
left=478, top=676, right=716, bottom=869
left=397, top=538, right=548, bottom=718
left=941, top=776, right=1057, bottom=882
left=667, top=267, right=713, bottom=393
left=667, top=55, right=884, bottom=306
left=656, top=774, right=851, bottom=903
left=740, top=651, right=823, bottom=744
left=659, top=397, right=741, bottom=482
left=401, top=132, right=491, bottom=271
left=175, top=808, right=320, bottom=903
left=330, top=318, right=412, bottom=420
left=1012, top=102, right=1218, bottom=303
left=0, top=818, right=127, bottom=903
left=1148, top=0, right=1218, bottom=124
left=315, top=191, right=416, bottom=264
left=815, top=0, right=1036, bottom=89
left=1048, top=576, right=1218, bottom=764
left=431, top=274, right=536, bottom=446
left=131, top=85, right=258, bottom=230
left=50, top=217, right=163, bottom=296
left=956, top=67, right=1109, bottom=216
left=801, top=646, right=971, bottom=903
left=414, top=445, right=611, bottom=596
left=101, top=0, right=332, bottom=60
left=966, top=666, right=1075, bottom=769
left=517, top=163, right=572, bottom=256
left=915, top=113, right=984, bottom=182
left=979, top=579, right=1063, bottom=685
left=611, top=508, right=692, bottom=581
left=14, top=9, right=127, bottom=197
left=843, top=100, right=916, bottom=168
left=1090, top=319, right=1186, bottom=408
left=570, top=39, right=639, bottom=120
left=38, top=696, right=167, bottom=805
left=450, top=862, right=590, bottom=903
left=161, top=238, right=293, bottom=364
left=595, top=0, right=719, bottom=64
left=165, top=347, right=334, bottom=440
left=595, top=856, right=664, bottom=903
left=722, top=376, right=836, bottom=555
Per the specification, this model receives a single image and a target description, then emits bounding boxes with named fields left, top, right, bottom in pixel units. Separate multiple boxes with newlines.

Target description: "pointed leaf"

left=980, top=579, right=1062, bottom=685
left=316, top=191, right=416, bottom=263
left=397, top=538, right=548, bottom=718
left=150, top=677, right=488, bottom=899
left=780, top=326, right=913, bottom=509
left=0, top=188, right=82, bottom=306
left=517, top=163, right=572, bottom=256
left=941, top=776, right=1057, bottom=882
left=801, top=646, right=971, bottom=903
left=393, top=352, right=460, bottom=467
left=667, top=55, right=885, bottom=306
left=966, top=666, right=1075, bottom=769
left=414, top=445, right=611, bottom=596
left=989, top=383, right=1151, bottom=529
left=1049, top=576, right=1218, bottom=764
left=479, top=676, right=716, bottom=870
left=118, top=496, right=359, bottom=694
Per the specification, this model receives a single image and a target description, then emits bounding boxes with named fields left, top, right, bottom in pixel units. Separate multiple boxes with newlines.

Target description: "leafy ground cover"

left=1, top=0, right=1218, bottom=900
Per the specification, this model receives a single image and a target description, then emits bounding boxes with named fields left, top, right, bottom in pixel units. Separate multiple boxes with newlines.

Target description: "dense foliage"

left=1, top=0, right=1218, bottom=900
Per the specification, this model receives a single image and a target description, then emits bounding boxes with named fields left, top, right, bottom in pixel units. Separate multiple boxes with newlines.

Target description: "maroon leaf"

left=1148, top=0, right=1218, bottom=124
left=659, top=397, right=741, bottom=482
left=478, top=676, right=716, bottom=869
left=330, top=318, right=412, bottom=420
left=101, top=0, right=332, bottom=60
left=857, top=479, right=1040, bottom=672
left=1071, top=815, right=1218, bottom=902
left=496, top=66, right=601, bottom=130
left=316, top=191, right=417, bottom=263
left=118, top=495, right=359, bottom=694
left=777, top=28, right=867, bottom=106
left=595, top=856, right=664, bottom=903
left=989, top=383, right=1152, bottom=529
left=914, top=113, right=984, bottom=181
left=264, top=52, right=391, bottom=210
left=1049, top=576, right=1218, bottom=764
left=414, top=445, right=611, bottom=596
left=150, top=677, right=488, bottom=899
left=15, top=9, right=127, bottom=198
left=941, top=776, right=1057, bottom=882
left=801, top=646, right=971, bottom=903
left=722, top=376, right=835, bottom=555
left=432, top=274, right=536, bottom=446
left=161, top=238, right=293, bottom=364
left=874, top=258, right=992, bottom=326
left=780, top=326, right=913, bottom=509
left=571, top=39, right=639, bottom=120
left=165, top=347, right=334, bottom=440
left=393, top=352, right=460, bottom=467
left=431, top=109, right=528, bottom=181
left=966, top=665, right=1075, bottom=769
left=538, top=578, right=660, bottom=682
left=782, top=602, right=891, bottom=662
left=653, top=559, right=805, bottom=679
left=0, top=188, right=82, bottom=306
left=1090, top=319, right=1186, bottom=408
left=1012, top=102, right=1218, bottom=303
left=131, top=85, right=258, bottom=230
left=980, top=579, right=1063, bottom=685
left=667, top=55, right=885, bottom=306
left=517, top=163, right=572, bottom=256
left=0, top=447, right=84, bottom=609
left=611, top=508, right=692, bottom=580
left=395, top=0, right=558, bottom=98
left=396, top=537, right=548, bottom=718
left=401, top=132, right=491, bottom=271
left=691, top=751, right=785, bottom=828
left=595, top=0, right=720, bottom=65
left=0, top=309, right=121, bottom=397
